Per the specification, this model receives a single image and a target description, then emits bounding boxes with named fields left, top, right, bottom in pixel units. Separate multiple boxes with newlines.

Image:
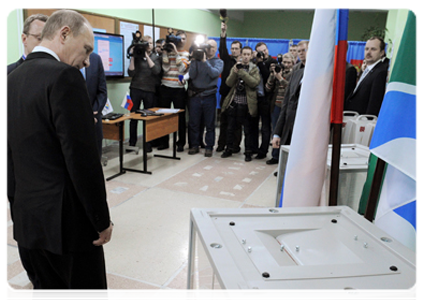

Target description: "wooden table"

left=102, top=108, right=183, bottom=179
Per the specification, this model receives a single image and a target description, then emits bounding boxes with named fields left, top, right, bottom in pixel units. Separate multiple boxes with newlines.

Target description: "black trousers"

left=250, top=96, right=271, bottom=155
left=129, top=87, right=157, bottom=146
left=18, top=244, right=107, bottom=289
left=226, top=102, right=253, bottom=153
left=157, top=85, right=187, bottom=147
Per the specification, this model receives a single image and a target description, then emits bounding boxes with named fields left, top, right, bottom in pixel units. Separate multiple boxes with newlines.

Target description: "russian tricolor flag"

left=121, top=92, right=133, bottom=111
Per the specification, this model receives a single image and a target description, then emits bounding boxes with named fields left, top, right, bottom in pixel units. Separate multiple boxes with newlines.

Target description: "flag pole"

left=329, top=9, right=349, bottom=206
left=364, top=158, right=386, bottom=221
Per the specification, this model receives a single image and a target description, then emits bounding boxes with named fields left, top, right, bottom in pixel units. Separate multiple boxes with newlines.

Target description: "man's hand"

left=272, top=136, right=281, bottom=149
left=221, top=22, right=227, bottom=37
left=93, top=222, right=114, bottom=246
left=93, top=111, right=98, bottom=124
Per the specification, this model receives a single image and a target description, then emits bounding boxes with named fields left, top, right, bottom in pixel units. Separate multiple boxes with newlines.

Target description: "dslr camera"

left=274, top=54, right=285, bottom=73
left=191, top=43, right=211, bottom=61
left=163, top=34, right=182, bottom=52
left=127, top=30, right=150, bottom=59
left=256, top=51, right=266, bottom=60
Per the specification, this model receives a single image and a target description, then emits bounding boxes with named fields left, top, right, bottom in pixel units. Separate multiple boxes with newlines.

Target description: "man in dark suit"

left=7, top=14, right=48, bottom=74
left=82, top=52, right=108, bottom=158
left=7, top=10, right=113, bottom=289
left=344, top=36, right=388, bottom=116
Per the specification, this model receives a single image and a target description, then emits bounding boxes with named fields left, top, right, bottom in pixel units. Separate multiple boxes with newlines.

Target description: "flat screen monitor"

left=93, top=32, right=124, bottom=78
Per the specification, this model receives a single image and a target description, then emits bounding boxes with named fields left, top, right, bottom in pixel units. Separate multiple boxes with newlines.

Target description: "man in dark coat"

left=7, top=10, right=113, bottom=289
left=344, top=36, right=388, bottom=116
left=7, top=13, right=48, bottom=74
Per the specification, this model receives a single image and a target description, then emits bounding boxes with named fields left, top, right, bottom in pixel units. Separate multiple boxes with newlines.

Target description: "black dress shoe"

left=266, top=158, right=279, bottom=165
left=157, top=144, right=169, bottom=150
left=221, top=150, right=232, bottom=158
left=188, top=147, right=199, bottom=155
left=255, top=153, right=266, bottom=159
left=177, top=145, right=184, bottom=152
left=274, top=171, right=278, bottom=177
left=232, top=147, right=241, bottom=154
left=245, top=153, right=252, bottom=162
left=216, top=146, right=225, bottom=152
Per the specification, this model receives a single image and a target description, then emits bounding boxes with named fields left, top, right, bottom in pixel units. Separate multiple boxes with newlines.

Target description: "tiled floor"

left=7, top=131, right=279, bottom=290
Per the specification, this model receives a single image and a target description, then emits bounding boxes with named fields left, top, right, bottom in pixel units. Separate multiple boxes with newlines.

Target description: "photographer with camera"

left=187, top=39, right=223, bottom=157
left=265, top=52, right=295, bottom=166
left=251, top=42, right=278, bottom=160
left=127, top=34, right=162, bottom=151
left=216, top=21, right=243, bottom=153
left=157, top=30, right=190, bottom=151
left=220, top=46, right=260, bottom=162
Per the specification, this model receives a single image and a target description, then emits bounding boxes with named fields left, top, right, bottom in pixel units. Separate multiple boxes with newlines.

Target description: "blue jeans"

left=188, top=94, right=216, bottom=150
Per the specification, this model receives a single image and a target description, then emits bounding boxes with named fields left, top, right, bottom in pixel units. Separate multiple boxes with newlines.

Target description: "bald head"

left=206, top=39, right=218, bottom=58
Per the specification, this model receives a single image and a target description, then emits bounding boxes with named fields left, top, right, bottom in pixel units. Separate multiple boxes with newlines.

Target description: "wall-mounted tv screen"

left=93, top=32, right=124, bottom=78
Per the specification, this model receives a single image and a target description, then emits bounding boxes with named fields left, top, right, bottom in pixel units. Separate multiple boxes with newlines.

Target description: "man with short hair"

left=157, top=30, right=190, bottom=151
left=187, top=39, right=223, bottom=157
left=7, top=13, right=48, bottom=74
left=220, top=46, right=260, bottom=162
left=251, top=42, right=277, bottom=159
left=216, top=22, right=243, bottom=153
left=8, top=9, right=113, bottom=289
left=292, top=40, right=309, bottom=71
left=344, top=36, right=388, bottom=116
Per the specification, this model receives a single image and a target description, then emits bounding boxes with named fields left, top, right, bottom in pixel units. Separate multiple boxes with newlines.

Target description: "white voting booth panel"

left=276, top=144, right=369, bottom=211
left=187, top=206, right=415, bottom=289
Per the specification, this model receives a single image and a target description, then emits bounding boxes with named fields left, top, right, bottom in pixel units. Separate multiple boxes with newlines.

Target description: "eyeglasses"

left=26, top=33, right=42, bottom=41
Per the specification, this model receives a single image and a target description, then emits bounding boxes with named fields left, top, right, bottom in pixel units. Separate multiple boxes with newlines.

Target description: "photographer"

left=265, top=52, right=295, bottom=165
left=216, top=22, right=243, bottom=153
left=157, top=30, right=190, bottom=151
left=187, top=39, right=223, bottom=157
left=251, top=42, right=278, bottom=160
left=127, top=34, right=162, bottom=151
left=220, top=46, right=260, bottom=162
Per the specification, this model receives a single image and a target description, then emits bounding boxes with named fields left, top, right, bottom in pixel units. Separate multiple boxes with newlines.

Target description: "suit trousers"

left=18, top=244, right=107, bottom=289
left=157, top=85, right=187, bottom=147
left=129, top=88, right=157, bottom=146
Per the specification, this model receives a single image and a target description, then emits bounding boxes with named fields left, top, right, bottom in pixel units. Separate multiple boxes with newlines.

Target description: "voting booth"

left=187, top=206, right=415, bottom=289
left=276, top=144, right=370, bottom=210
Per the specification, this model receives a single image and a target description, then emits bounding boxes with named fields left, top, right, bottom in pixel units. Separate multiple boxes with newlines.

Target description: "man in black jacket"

left=216, top=22, right=243, bottom=152
left=7, top=13, right=48, bottom=74
left=8, top=10, right=113, bottom=289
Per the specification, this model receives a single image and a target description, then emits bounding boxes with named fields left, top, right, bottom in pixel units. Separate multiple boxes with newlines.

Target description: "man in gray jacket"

left=187, top=39, right=223, bottom=157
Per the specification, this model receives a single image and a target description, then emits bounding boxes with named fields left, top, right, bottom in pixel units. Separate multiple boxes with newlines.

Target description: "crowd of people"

left=7, top=10, right=390, bottom=289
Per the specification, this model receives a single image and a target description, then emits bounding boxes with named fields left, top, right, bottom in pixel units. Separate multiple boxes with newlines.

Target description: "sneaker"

left=255, top=153, right=266, bottom=159
left=188, top=147, right=199, bottom=155
left=266, top=158, right=279, bottom=165
left=205, top=149, right=213, bottom=157
left=221, top=150, right=232, bottom=158
left=245, top=153, right=252, bottom=162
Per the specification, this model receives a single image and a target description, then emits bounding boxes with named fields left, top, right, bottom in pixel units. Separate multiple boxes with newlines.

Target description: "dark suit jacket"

left=84, top=52, right=108, bottom=156
left=344, top=63, right=357, bottom=102
left=344, top=60, right=387, bottom=116
left=7, top=57, right=25, bottom=75
left=8, top=52, right=110, bottom=255
left=273, top=68, right=304, bottom=145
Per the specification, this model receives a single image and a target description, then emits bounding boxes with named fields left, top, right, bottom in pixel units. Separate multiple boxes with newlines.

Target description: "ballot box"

left=187, top=206, right=415, bottom=289
left=276, top=144, right=370, bottom=211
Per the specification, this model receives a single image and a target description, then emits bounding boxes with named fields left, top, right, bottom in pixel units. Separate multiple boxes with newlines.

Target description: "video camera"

left=126, top=30, right=150, bottom=59
left=163, top=34, right=182, bottom=52
left=191, top=43, right=211, bottom=61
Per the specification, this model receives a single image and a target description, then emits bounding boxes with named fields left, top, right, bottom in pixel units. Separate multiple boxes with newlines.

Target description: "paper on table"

left=156, top=108, right=180, bottom=113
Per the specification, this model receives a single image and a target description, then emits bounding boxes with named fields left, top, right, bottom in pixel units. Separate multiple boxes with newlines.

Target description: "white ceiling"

left=203, top=7, right=390, bottom=22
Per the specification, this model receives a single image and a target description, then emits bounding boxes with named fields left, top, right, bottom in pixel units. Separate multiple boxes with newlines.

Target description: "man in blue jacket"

left=187, top=39, right=223, bottom=157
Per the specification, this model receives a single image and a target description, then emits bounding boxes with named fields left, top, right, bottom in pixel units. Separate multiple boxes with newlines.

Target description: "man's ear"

left=21, top=33, right=28, bottom=46
left=60, top=26, right=72, bottom=43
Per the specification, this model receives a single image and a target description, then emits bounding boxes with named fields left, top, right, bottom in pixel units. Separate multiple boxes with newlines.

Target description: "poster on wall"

left=143, top=25, right=160, bottom=43
left=120, top=21, right=140, bottom=77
